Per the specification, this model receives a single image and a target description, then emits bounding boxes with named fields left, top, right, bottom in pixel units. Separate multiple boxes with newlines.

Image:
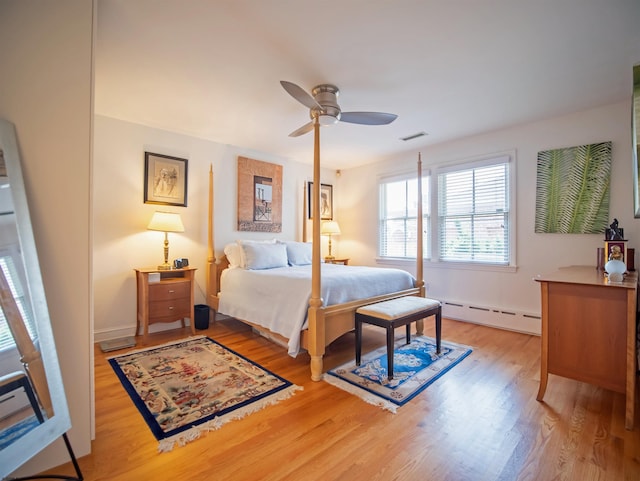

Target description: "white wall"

left=340, top=101, right=636, bottom=334
left=93, top=115, right=336, bottom=341
left=0, top=0, right=94, bottom=474
left=95, top=100, right=636, bottom=339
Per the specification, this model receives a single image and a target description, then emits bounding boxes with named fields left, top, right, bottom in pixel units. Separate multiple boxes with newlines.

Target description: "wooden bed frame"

left=206, top=124, right=425, bottom=381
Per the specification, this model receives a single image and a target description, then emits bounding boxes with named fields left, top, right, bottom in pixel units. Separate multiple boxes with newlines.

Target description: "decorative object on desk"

left=324, top=336, right=471, bottom=413
left=144, top=152, right=188, bottom=207
left=147, top=211, right=184, bottom=270
left=606, top=218, right=624, bottom=240
left=605, top=259, right=627, bottom=282
left=602, top=218, right=629, bottom=272
left=535, top=141, right=611, bottom=234
left=237, top=156, right=282, bottom=233
left=307, top=182, right=333, bottom=220
left=108, top=336, right=302, bottom=452
left=321, top=220, right=341, bottom=260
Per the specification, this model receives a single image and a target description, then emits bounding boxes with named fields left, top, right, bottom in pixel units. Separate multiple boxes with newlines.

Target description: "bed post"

left=308, top=119, right=325, bottom=381
left=415, top=153, right=426, bottom=335
left=303, top=182, right=307, bottom=242
left=207, top=164, right=217, bottom=308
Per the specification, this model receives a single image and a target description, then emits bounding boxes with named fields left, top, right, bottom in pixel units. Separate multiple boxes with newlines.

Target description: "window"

left=379, top=173, right=429, bottom=258
left=437, top=155, right=512, bottom=265
left=0, top=250, right=37, bottom=352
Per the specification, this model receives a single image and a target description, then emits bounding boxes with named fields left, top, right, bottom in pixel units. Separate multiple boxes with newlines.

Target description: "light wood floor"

left=48, top=317, right=639, bottom=480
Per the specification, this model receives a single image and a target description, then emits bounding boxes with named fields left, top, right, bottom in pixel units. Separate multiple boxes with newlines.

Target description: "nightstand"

left=134, top=267, right=197, bottom=338
left=325, top=258, right=350, bottom=265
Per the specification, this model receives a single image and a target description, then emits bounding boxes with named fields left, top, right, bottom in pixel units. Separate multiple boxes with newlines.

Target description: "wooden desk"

left=535, top=266, right=638, bottom=430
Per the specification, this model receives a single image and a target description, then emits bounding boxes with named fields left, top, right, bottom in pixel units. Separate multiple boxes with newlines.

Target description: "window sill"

left=375, top=257, right=518, bottom=273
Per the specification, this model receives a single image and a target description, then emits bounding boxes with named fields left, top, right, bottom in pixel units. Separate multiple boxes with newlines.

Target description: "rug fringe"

left=157, top=384, right=304, bottom=452
left=323, top=374, right=397, bottom=414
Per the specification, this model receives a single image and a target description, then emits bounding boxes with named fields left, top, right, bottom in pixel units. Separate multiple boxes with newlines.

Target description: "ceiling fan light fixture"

left=318, top=114, right=338, bottom=127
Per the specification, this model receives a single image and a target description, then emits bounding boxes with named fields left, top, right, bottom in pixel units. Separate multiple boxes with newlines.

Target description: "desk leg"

left=625, top=289, right=636, bottom=430
left=537, top=281, right=549, bottom=401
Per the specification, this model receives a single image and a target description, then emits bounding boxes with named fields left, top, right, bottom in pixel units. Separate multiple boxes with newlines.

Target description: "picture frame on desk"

left=605, top=240, right=627, bottom=264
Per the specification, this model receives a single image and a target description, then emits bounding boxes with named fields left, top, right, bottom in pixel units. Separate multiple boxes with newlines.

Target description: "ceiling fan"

left=280, top=80, right=398, bottom=137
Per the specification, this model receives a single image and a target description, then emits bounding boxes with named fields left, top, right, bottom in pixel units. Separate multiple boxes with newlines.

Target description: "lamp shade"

left=147, top=211, right=185, bottom=233
left=321, top=220, right=341, bottom=236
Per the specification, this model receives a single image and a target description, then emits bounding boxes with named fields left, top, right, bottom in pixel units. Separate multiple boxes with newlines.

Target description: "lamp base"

left=157, top=263, right=172, bottom=271
left=324, top=256, right=335, bottom=261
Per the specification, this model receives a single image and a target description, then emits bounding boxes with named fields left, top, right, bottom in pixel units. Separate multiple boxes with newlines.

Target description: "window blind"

left=437, top=160, right=509, bottom=264
left=0, top=255, right=37, bottom=352
left=379, top=175, right=429, bottom=258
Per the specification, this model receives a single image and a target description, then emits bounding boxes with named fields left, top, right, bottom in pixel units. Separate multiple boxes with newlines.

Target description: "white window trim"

left=376, top=150, right=517, bottom=272
left=432, top=150, right=517, bottom=269
left=377, top=167, right=431, bottom=260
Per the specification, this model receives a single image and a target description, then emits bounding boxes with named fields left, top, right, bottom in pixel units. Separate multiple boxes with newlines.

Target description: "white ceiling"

left=95, top=0, right=640, bottom=170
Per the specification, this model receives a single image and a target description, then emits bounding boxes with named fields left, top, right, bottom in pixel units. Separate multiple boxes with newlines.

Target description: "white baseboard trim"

left=93, top=319, right=192, bottom=343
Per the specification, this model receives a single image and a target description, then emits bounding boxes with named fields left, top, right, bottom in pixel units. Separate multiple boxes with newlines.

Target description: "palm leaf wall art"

left=535, top=141, right=611, bottom=234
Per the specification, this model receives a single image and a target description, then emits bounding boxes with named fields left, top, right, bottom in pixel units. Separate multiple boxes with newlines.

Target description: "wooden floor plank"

left=38, top=318, right=640, bottom=480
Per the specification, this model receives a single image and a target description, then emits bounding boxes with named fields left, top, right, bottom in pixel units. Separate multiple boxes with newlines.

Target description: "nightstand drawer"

left=148, top=280, right=190, bottom=301
left=148, top=298, right=190, bottom=321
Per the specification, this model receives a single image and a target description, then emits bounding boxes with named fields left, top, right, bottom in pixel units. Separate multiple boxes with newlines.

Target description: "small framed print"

left=605, top=240, right=627, bottom=264
left=144, top=152, right=188, bottom=207
left=307, top=182, right=333, bottom=220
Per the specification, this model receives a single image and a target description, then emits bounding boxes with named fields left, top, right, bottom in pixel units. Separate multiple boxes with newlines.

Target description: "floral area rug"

left=108, top=336, right=302, bottom=451
left=324, top=336, right=471, bottom=413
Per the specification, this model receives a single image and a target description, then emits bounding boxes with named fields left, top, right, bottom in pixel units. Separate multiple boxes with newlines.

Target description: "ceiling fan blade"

left=281, top=81, right=321, bottom=110
left=339, top=111, right=398, bottom=125
left=289, top=121, right=314, bottom=137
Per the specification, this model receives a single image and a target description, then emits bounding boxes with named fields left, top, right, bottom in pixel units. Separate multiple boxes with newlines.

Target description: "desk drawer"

left=148, top=281, right=190, bottom=302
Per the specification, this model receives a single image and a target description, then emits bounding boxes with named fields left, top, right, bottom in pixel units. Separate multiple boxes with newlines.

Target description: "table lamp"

left=147, top=211, right=184, bottom=270
left=321, top=220, right=341, bottom=260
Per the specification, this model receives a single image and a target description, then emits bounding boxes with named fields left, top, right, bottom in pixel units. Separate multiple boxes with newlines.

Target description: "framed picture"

left=605, top=240, right=627, bottom=264
left=307, top=182, right=333, bottom=220
left=144, top=152, right=188, bottom=207
left=237, top=156, right=282, bottom=232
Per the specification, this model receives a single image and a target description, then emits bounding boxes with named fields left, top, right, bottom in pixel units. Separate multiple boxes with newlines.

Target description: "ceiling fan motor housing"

left=311, top=84, right=341, bottom=124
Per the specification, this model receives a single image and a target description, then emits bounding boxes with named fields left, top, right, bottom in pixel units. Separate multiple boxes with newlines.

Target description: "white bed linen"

left=218, top=263, right=415, bottom=356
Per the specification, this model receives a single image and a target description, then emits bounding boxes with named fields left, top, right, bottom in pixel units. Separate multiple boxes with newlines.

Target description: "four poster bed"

left=206, top=126, right=425, bottom=381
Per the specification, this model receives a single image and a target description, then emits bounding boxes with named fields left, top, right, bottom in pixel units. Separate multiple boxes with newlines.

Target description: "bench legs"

left=355, top=305, right=442, bottom=381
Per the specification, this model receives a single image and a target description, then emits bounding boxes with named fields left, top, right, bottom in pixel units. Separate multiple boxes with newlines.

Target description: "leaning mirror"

left=633, top=64, right=640, bottom=217
left=0, top=119, right=71, bottom=478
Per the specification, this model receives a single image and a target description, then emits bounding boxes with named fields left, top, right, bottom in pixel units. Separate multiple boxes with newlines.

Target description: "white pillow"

left=285, top=241, right=312, bottom=266
left=241, top=242, right=288, bottom=270
left=223, top=243, right=243, bottom=268
left=237, top=239, right=277, bottom=268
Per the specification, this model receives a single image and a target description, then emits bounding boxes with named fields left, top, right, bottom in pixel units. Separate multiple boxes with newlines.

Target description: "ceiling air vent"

left=400, top=131, right=427, bottom=142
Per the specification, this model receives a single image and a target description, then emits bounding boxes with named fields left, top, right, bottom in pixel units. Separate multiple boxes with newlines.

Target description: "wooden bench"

left=355, top=296, right=442, bottom=380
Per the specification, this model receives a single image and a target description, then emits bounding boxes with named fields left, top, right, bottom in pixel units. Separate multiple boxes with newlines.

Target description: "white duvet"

left=218, top=263, right=415, bottom=356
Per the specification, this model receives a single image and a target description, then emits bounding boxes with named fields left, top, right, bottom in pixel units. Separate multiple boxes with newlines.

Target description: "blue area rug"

left=324, top=335, right=472, bottom=413
left=109, top=336, right=302, bottom=451
left=0, top=415, right=40, bottom=450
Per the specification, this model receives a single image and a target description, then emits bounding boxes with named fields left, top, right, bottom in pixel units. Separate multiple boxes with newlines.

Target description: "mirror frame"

left=633, top=64, right=640, bottom=217
left=0, top=119, right=71, bottom=477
